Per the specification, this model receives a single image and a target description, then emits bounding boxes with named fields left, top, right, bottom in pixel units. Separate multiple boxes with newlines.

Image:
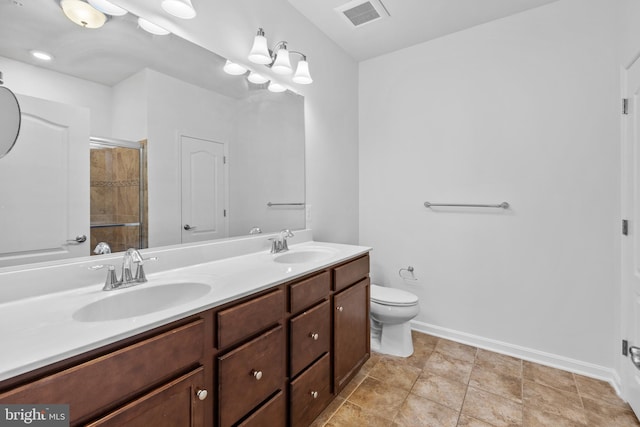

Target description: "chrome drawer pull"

left=310, top=333, right=319, bottom=340
left=196, top=389, right=208, bottom=401
left=252, top=369, right=263, bottom=380
left=310, top=391, right=318, bottom=399
left=336, top=306, right=344, bottom=312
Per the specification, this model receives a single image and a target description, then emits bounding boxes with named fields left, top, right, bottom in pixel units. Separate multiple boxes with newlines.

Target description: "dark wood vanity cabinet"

left=0, top=253, right=370, bottom=427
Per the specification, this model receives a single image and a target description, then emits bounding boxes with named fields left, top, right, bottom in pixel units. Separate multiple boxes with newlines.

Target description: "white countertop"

left=0, top=241, right=370, bottom=382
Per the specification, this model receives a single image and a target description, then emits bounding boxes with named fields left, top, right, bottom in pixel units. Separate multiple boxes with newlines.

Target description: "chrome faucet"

left=90, top=248, right=157, bottom=291
left=269, top=229, right=294, bottom=254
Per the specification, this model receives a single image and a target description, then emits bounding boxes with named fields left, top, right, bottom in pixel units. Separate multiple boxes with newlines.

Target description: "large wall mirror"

left=0, top=0, right=305, bottom=267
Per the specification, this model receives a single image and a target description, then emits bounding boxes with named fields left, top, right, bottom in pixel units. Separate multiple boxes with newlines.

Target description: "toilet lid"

left=370, top=284, right=418, bottom=306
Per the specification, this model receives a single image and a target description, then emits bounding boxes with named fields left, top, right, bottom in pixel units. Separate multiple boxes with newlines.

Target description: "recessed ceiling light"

left=30, top=50, right=53, bottom=61
left=137, top=17, right=170, bottom=35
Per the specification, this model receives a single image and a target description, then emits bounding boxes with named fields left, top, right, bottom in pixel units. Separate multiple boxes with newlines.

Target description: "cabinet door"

left=333, top=278, right=370, bottom=393
left=86, top=368, right=207, bottom=427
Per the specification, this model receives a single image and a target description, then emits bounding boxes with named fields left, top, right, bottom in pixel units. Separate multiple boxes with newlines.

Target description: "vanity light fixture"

left=87, top=0, right=127, bottom=16
left=267, top=81, right=286, bottom=93
left=247, top=28, right=313, bottom=85
left=60, top=0, right=107, bottom=29
left=247, top=71, right=269, bottom=84
left=161, top=0, right=196, bottom=19
left=30, top=50, right=53, bottom=61
left=223, top=60, right=248, bottom=76
left=138, top=17, right=170, bottom=35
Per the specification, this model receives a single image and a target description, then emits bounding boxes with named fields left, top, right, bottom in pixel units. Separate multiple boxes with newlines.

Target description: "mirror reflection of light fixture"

left=87, top=0, right=127, bottom=16
left=247, top=28, right=312, bottom=85
left=247, top=71, right=269, bottom=84
left=223, top=60, right=247, bottom=76
left=60, top=0, right=107, bottom=29
left=268, top=81, right=286, bottom=93
left=30, top=50, right=54, bottom=62
left=161, top=0, right=196, bottom=19
left=138, top=17, right=170, bottom=35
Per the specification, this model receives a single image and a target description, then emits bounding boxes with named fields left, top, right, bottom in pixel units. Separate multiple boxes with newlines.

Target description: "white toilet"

left=370, top=284, right=420, bottom=357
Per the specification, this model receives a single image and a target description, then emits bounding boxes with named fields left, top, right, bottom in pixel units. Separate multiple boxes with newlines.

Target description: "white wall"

left=0, top=56, right=112, bottom=136
left=360, top=0, right=621, bottom=376
left=110, top=69, right=148, bottom=141
left=113, top=0, right=360, bottom=245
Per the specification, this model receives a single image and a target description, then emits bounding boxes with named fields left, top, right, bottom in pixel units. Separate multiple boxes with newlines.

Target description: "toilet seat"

left=370, top=284, right=418, bottom=307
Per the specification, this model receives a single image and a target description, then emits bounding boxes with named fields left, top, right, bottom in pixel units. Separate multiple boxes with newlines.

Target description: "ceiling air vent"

left=336, top=0, right=389, bottom=28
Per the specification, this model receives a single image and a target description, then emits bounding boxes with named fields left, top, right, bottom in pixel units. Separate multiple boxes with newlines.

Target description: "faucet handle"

left=280, top=229, right=294, bottom=238
left=134, top=256, right=158, bottom=283
left=268, top=237, right=279, bottom=254
left=89, top=264, right=121, bottom=291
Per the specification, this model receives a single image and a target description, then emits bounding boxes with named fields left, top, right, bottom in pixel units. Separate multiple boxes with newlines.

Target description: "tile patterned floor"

left=311, top=331, right=640, bottom=427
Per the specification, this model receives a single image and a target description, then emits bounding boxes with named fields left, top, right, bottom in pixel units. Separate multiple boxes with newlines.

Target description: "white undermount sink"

left=72, top=282, right=211, bottom=322
left=273, top=247, right=337, bottom=264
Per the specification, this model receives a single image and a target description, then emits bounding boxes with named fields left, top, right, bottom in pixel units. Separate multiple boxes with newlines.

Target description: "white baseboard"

left=411, top=320, right=623, bottom=397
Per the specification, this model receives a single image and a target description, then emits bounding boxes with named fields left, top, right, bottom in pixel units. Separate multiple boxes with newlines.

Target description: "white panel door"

left=0, top=95, right=90, bottom=266
left=180, top=135, right=227, bottom=243
left=622, top=56, right=640, bottom=417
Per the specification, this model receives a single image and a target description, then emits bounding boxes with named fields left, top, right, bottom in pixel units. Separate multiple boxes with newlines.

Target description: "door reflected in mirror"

left=0, top=0, right=305, bottom=268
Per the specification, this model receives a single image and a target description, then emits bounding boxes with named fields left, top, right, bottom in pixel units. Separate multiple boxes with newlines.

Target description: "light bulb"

left=248, top=29, right=272, bottom=65
left=292, top=59, right=312, bottom=84
left=138, top=17, right=170, bottom=35
left=271, top=46, right=292, bottom=75
left=268, top=82, right=286, bottom=93
left=87, top=0, right=127, bottom=16
left=161, top=0, right=196, bottom=19
left=247, top=72, right=269, bottom=84
left=223, top=60, right=248, bottom=76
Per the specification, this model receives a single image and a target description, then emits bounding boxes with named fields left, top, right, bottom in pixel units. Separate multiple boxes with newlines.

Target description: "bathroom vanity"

left=0, top=239, right=370, bottom=427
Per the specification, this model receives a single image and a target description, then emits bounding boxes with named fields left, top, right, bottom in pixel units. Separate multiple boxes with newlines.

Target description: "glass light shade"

left=87, top=0, right=127, bottom=16
left=248, top=34, right=272, bottom=65
left=271, top=48, right=292, bottom=75
left=138, top=17, right=170, bottom=35
left=161, top=0, right=196, bottom=19
left=247, top=72, right=269, bottom=84
left=292, top=59, right=312, bottom=84
left=268, top=81, right=286, bottom=93
left=223, top=60, right=248, bottom=75
left=60, top=0, right=107, bottom=29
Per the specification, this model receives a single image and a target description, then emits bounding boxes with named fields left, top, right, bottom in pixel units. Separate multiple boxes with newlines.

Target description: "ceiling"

left=287, top=0, right=559, bottom=61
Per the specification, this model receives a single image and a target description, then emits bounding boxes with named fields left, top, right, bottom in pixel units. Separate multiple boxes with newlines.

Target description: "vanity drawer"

left=237, top=390, right=286, bottom=427
left=333, top=255, right=369, bottom=292
left=217, top=289, right=284, bottom=349
left=290, top=300, right=330, bottom=377
left=0, top=320, right=204, bottom=425
left=218, top=325, right=285, bottom=427
left=289, top=271, right=330, bottom=314
left=290, top=353, right=331, bottom=427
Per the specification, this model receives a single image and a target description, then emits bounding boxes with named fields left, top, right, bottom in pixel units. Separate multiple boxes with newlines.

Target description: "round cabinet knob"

left=336, top=306, right=344, bottom=312
left=196, top=389, right=208, bottom=401
left=310, top=391, right=318, bottom=399
left=252, top=370, right=263, bottom=380
left=310, top=333, right=319, bottom=340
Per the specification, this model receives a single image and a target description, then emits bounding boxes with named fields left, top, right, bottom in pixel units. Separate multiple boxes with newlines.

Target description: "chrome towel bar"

left=424, top=201, right=509, bottom=209
left=267, top=202, right=306, bottom=207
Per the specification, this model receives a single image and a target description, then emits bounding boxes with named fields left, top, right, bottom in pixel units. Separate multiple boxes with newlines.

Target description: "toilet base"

left=370, top=319, right=414, bottom=357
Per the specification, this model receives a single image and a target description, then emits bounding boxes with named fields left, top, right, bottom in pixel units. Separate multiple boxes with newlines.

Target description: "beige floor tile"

left=347, top=376, right=409, bottom=421
left=338, top=371, right=367, bottom=399
left=523, top=406, right=587, bottom=427
left=360, top=351, right=384, bottom=376
left=368, top=358, right=422, bottom=391
left=469, top=364, right=522, bottom=403
left=310, top=396, right=345, bottom=427
left=475, top=349, right=522, bottom=379
left=461, top=386, right=522, bottom=426
left=411, top=371, right=468, bottom=411
left=582, top=396, right=640, bottom=427
left=412, top=330, right=440, bottom=350
left=523, top=361, right=578, bottom=394
left=392, top=393, right=459, bottom=427
left=523, top=380, right=586, bottom=424
left=325, top=401, right=393, bottom=427
left=457, top=414, right=496, bottom=427
left=424, top=351, right=474, bottom=384
left=574, top=374, right=629, bottom=409
left=404, top=342, right=435, bottom=370
left=436, top=339, right=478, bottom=363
